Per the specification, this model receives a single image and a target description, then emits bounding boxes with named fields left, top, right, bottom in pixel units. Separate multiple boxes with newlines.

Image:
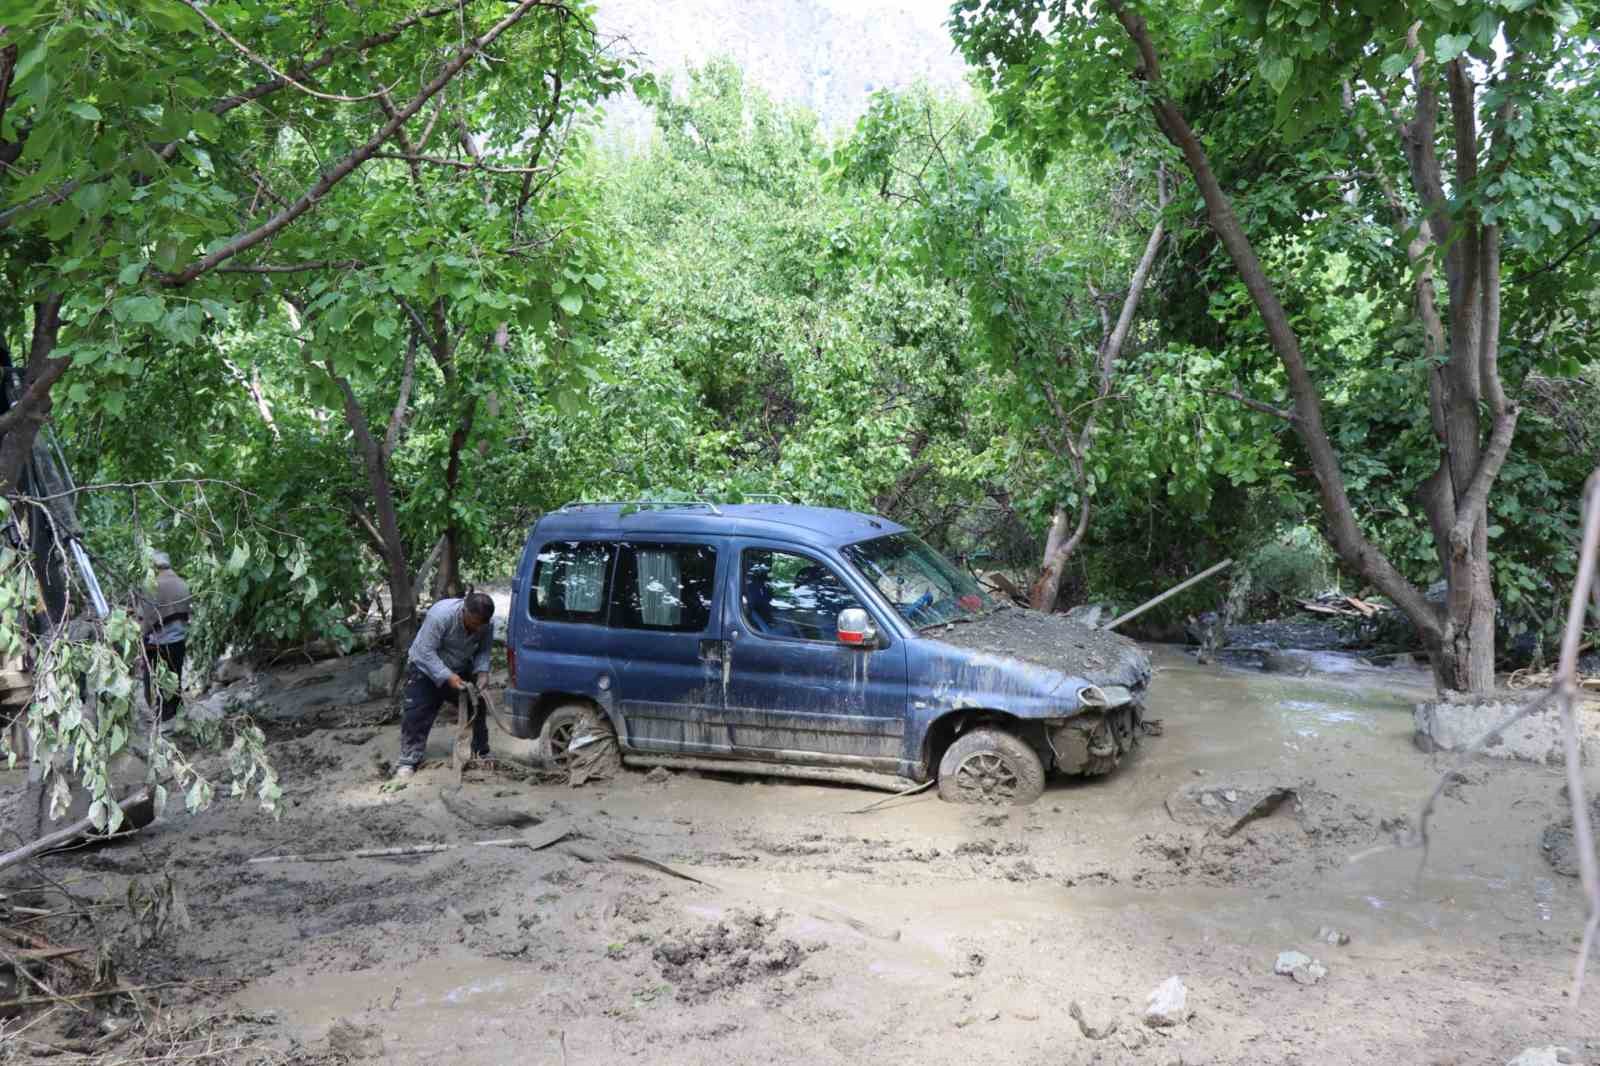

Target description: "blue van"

left=505, top=501, right=1152, bottom=805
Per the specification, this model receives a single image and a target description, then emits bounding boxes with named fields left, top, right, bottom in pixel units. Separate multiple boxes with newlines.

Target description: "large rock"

left=1414, top=696, right=1600, bottom=765
left=1142, top=976, right=1187, bottom=1028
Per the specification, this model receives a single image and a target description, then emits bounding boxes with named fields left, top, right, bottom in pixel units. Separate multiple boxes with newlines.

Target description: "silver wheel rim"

left=953, top=751, right=1021, bottom=802
left=549, top=718, right=576, bottom=769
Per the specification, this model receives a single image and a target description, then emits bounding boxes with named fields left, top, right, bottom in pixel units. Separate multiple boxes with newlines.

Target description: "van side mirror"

left=837, top=608, right=877, bottom=648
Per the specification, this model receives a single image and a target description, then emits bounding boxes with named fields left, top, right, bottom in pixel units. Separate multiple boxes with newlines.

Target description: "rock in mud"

left=1541, top=797, right=1600, bottom=878
left=326, top=1019, right=384, bottom=1059
left=1274, top=950, right=1327, bottom=985
left=1165, top=773, right=1304, bottom=837
left=1261, top=650, right=1315, bottom=676
left=1413, top=695, right=1600, bottom=764
left=1314, top=925, right=1351, bottom=946
left=1143, top=976, right=1187, bottom=1028
left=1506, top=1048, right=1578, bottom=1066
left=644, top=766, right=672, bottom=786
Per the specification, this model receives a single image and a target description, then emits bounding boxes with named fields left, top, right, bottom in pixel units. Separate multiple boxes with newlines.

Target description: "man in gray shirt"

left=396, top=591, right=495, bottom=777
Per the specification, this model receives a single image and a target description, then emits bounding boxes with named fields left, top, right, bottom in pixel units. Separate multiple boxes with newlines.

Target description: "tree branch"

left=372, top=151, right=551, bottom=175
left=383, top=333, right=419, bottom=463
left=160, top=0, right=553, bottom=286
left=215, top=259, right=368, bottom=274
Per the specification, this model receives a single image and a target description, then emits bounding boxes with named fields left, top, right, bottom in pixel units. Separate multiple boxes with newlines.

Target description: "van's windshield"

left=842, top=533, right=993, bottom=629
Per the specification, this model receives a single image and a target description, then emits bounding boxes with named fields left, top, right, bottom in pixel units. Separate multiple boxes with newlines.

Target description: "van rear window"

left=531, top=541, right=614, bottom=624
left=612, top=543, right=717, bottom=632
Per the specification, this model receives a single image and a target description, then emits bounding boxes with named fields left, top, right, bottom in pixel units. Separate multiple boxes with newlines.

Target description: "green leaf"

left=118, top=262, right=146, bottom=285
left=66, top=101, right=101, bottom=122
left=226, top=543, right=250, bottom=575
left=1435, top=33, right=1472, bottom=63
left=144, top=0, right=204, bottom=33
left=558, top=292, right=584, bottom=315
left=1379, top=52, right=1410, bottom=79
left=1260, top=55, right=1293, bottom=94
left=0, top=2, right=50, bottom=25
left=113, top=295, right=164, bottom=324
left=11, top=41, right=47, bottom=86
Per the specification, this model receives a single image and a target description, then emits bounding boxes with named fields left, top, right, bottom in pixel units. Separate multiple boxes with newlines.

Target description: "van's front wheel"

left=937, top=728, right=1046, bottom=806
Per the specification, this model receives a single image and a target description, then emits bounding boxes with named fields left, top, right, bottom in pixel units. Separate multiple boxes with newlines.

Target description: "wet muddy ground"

left=4, top=644, right=1599, bottom=1064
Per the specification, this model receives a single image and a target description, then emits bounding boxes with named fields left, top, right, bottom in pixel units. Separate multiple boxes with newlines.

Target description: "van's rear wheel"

left=937, top=728, right=1046, bottom=806
left=537, top=704, right=584, bottom=770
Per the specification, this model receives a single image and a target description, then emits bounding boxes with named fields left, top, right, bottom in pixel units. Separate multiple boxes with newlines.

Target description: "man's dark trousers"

left=399, top=666, right=488, bottom=768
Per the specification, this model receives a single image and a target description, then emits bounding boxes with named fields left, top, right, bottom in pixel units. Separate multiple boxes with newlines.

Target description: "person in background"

left=141, top=551, right=191, bottom=721
left=395, top=591, right=495, bottom=778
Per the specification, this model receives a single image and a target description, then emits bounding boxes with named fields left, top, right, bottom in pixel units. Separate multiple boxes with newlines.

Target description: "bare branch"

left=372, top=151, right=551, bottom=175
left=1202, top=387, right=1295, bottom=423
left=215, top=259, right=368, bottom=274
left=178, top=0, right=404, bottom=103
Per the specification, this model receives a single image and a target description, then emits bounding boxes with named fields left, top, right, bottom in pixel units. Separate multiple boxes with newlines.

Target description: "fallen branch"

left=0, top=979, right=205, bottom=1012
left=247, top=820, right=575, bottom=863
left=1102, top=558, right=1234, bottom=632
left=557, top=842, right=713, bottom=886
left=0, top=790, right=151, bottom=878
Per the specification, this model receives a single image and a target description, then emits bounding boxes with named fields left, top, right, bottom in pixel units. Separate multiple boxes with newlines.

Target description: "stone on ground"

left=1143, top=975, right=1187, bottom=1028
left=1506, top=1047, right=1578, bottom=1066
left=1413, top=695, right=1600, bottom=764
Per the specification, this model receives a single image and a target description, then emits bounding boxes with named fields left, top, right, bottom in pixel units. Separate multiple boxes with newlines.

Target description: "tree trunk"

left=1109, top=4, right=1515, bottom=692
left=0, top=297, right=69, bottom=496
left=324, top=363, right=419, bottom=659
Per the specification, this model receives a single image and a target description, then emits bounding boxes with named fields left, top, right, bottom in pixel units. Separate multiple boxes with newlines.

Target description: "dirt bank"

left=3, top=645, right=1597, bottom=1064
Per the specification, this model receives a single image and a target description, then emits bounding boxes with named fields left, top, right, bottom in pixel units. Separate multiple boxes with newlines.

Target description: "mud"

left=927, top=605, right=1152, bottom=690
left=3, top=644, right=1599, bottom=1064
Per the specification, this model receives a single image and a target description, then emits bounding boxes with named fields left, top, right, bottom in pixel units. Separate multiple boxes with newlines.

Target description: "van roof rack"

left=556, top=498, right=724, bottom=515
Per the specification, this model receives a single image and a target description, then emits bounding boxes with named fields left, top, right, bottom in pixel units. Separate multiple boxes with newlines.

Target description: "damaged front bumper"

left=1045, top=695, right=1143, bottom=777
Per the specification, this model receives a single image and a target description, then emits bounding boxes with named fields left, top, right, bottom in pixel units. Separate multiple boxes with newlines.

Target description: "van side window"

left=612, top=543, right=717, bottom=632
left=531, top=541, right=614, bottom=624
left=741, top=549, right=864, bottom=642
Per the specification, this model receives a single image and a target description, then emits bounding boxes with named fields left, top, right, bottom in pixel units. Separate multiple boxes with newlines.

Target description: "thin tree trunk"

left=324, top=361, right=420, bottom=657
left=1031, top=168, right=1168, bottom=613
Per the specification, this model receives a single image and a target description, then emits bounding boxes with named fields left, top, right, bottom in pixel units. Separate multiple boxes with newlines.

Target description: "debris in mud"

left=327, top=1018, right=384, bottom=1059
left=954, top=839, right=1027, bottom=857
left=1315, top=926, right=1351, bottom=946
left=1273, top=950, right=1328, bottom=986
left=644, top=766, right=672, bottom=786
left=1165, top=773, right=1309, bottom=834
left=652, top=910, right=807, bottom=1002
left=1542, top=796, right=1600, bottom=878
left=1143, top=975, right=1187, bottom=1027
left=950, top=951, right=986, bottom=978
left=1069, top=999, right=1119, bottom=1040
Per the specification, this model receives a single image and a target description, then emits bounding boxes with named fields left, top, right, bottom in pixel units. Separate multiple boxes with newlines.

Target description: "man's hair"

left=463, top=591, right=495, bottom=621
left=151, top=550, right=172, bottom=570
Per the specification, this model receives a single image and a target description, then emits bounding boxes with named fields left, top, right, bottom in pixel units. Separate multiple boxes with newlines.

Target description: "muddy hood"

left=924, top=607, right=1152, bottom=697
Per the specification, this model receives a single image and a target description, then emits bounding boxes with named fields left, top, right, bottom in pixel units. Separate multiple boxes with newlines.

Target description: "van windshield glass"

left=842, top=533, right=992, bottom=629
